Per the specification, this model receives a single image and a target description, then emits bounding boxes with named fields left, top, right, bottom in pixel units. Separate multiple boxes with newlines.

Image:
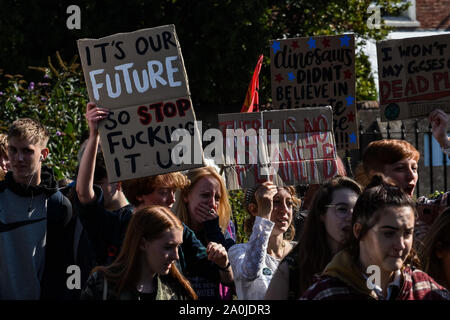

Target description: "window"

left=382, top=0, right=421, bottom=28
left=424, top=133, right=450, bottom=167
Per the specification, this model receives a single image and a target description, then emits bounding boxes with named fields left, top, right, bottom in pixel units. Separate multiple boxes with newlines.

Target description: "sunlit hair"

left=420, top=207, right=450, bottom=288
left=175, top=166, right=231, bottom=233
left=92, top=205, right=197, bottom=299
left=296, top=175, right=362, bottom=296
left=244, top=185, right=300, bottom=241
left=355, top=139, right=420, bottom=188
left=0, top=133, right=8, bottom=159
left=122, top=172, right=189, bottom=207
left=7, top=118, right=49, bottom=147
left=345, top=174, right=420, bottom=267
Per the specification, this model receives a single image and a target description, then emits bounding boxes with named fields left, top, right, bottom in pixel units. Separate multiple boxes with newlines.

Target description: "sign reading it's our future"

left=77, top=25, right=203, bottom=182
left=377, top=33, right=450, bottom=121
left=270, top=34, right=358, bottom=150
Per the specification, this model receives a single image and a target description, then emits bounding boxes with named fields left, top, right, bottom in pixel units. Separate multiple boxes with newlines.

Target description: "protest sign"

left=77, top=25, right=203, bottom=182
left=270, top=34, right=358, bottom=150
left=218, top=106, right=338, bottom=190
left=377, top=34, right=450, bottom=121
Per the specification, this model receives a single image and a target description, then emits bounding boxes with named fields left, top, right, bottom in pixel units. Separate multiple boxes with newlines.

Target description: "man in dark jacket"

left=0, top=118, right=72, bottom=299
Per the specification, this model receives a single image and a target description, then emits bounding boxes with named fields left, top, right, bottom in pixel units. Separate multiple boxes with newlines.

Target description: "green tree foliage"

left=0, top=0, right=410, bottom=234
left=0, top=0, right=408, bottom=108
left=0, top=0, right=272, bottom=109
left=0, top=53, right=88, bottom=180
left=228, top=189, right=249, bottom=244
left=265, top=0, right=408, bottom=101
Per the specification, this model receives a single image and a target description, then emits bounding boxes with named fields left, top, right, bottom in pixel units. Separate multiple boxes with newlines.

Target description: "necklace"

left=281, top=240, right=287, bottom=258
left=268, top=239, right=288, bottom=259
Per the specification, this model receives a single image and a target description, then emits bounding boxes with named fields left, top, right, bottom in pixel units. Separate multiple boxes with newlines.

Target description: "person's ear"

left=248, top=203, right=257, bottom=216
left=353, top=223, right=362, bottom=239
left=40, top=148, right=49, bottom=161
left=116, top=181, right=122, bottom=191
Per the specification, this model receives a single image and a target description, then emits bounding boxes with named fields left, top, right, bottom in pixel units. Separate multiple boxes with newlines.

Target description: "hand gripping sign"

left=77, top=25, right=204, bottom=182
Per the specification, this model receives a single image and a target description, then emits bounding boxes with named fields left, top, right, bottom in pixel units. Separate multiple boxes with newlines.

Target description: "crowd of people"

left=0, top=102, right=449, bottom=300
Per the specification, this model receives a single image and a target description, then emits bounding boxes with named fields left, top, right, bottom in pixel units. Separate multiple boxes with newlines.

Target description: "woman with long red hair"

left=81, top=205, right=197, bottom=300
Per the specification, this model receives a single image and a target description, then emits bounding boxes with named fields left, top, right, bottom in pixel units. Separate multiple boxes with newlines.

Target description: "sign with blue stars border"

left=270, top=34, right=358, bottom=149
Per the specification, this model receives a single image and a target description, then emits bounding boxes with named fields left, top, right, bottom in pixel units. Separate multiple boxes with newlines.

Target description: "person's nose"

left=279, top=201, right=291, bottom=216
left=171, top=247, right=179, bottom=261
left=394, top=235, right=406, bottom=251
left=345, top=208, right=353, bottom=223
left=167, top=190, right=175, bottom=206
left=208, top=195, right=218, bottom=209
left=406, top=167, right=416, bottom=181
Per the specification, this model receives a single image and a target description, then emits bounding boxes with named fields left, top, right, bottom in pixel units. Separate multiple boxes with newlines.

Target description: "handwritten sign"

left=218, top=106, right=338, bottom=190
left=270, top=34, right=358, bottom=150
left=377, top=34, right=450, bottom=121
left=77, top=25, right=203, bottom=182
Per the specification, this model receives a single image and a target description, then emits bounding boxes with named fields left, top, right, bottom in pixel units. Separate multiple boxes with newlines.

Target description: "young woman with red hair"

left=81, top=205, right=197, bottom=300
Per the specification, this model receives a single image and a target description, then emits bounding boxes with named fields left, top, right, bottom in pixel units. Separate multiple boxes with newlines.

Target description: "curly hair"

left=0, top=133, right=8, bottom=159
left=243, top=185, right=301, bottom=241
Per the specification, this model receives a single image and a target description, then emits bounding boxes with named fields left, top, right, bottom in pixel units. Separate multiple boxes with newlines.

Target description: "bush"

left=228, top=189, right=249, bottom=244
left=0, top=52, right=88, bottom=180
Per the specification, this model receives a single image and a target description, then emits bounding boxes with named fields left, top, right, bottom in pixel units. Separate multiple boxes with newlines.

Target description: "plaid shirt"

left=300, top=267, right=450, bottom=300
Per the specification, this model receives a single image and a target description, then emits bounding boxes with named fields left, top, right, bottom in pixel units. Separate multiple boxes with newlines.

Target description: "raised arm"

left=429, top=109, right=450, bottom=151
left=229, top=182, right=277, bottom=280
left=76, top=102, right=109, bottom=204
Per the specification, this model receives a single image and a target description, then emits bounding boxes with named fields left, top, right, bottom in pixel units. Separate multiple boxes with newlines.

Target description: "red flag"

left=241, top=54, right=263, bottom=113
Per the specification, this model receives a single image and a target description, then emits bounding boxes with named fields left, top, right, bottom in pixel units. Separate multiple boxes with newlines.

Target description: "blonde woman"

left=175, top=166, right=235, bottom=300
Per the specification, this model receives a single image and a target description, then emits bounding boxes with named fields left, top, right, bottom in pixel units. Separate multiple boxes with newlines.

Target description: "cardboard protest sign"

left=218, top=106, right=338, bottom=190
left=270, top=34, right=358, bottom=150
left=77, top=25, right=203, bottom=182
left=377, top=34, right=450, bottom=121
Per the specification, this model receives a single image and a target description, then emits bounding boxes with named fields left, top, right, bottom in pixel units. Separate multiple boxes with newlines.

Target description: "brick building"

left=358, top=0, right=450, bottom=197
left=416, top=0, right=450, bottom=29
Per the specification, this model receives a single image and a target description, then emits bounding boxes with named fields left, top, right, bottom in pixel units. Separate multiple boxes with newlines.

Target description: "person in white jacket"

left=228, top=181, right=299, bottom=300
